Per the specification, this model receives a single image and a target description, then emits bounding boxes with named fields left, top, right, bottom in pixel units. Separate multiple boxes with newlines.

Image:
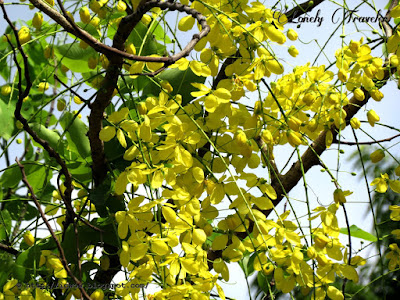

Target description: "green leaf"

left=0, top=163, right=52, bottom=195
left=340, top=225, right=377, bottom=242
left=76, top=22, right=101, bottom=39
left=128, top=22, right=166, bottom=56
left=389, top=180, right=400, bottom=193
left=0, top=50, right=10, bottom=80
left=29, top=123, right=61, bottom=150
left=61, top=218, right=118, bottom=264
left=0, top=209, right=12, bottom=241
left=0, top=99, right=15, bottom=140
left=239, top=252, right=256, bottom=276
left=0, top=165, right=21, bottom=189
left=60, top=112, right=91, bottom=160
left=6, top=200, right=39, bottom=222
left=13, top=246, right=41, bottom=281
left=142, top=68, right=205, bottom=105
left=88, top=180, right=112, bottom=217
left=67, top=162, right=92, bottom=183
left=150, top=21, right=172, bottom=44
left=106, top=195, right=126, bottom=214
left=0, top=252, right=15, bottom=290
left=256, top=272, right=270, bottom=294
left=54, top=43, right=96, bottom=73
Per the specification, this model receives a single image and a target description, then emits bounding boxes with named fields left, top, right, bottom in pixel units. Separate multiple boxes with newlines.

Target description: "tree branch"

left=88, top=0, right=210, bottom=185
left=30, top=0, right=209, bottom=63
left=0, top=0, right=75, bottom=234
left=0, top=242, right=19, bottom=255
left=16, top=159, right=91, bottom=300
left=284, top=0, right=325, bottom=23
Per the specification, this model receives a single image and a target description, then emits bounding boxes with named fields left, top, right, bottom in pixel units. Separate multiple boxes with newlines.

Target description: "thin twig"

left=0, top=1, right=76, bottom=233
left=16, top=159, right=91, bottom=300
left=333, top=133, right=400, bottom=145
left=30, top=0, right=210, bottom=63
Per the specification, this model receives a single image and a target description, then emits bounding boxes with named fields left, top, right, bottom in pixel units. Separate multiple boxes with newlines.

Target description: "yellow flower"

left=386, top=243, right=400, bottom=270
left=370, top=173, right=389, bottom=193
left=18, top=26, right=31, bottom=44
left=390, top=205, right=400, bottom=221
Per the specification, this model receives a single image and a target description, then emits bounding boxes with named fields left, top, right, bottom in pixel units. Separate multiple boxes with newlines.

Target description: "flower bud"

left=288, top=45, right=299, bottom=57
left=79, top=40, right=89, bottom=49
left=370, top=149, right=385, bottom=163
left=235, top=130, right=247, bottom=146
left=23, top=231, right=35, bottom=246
left=90, top=289, right=104, bottom=300
left=44, top=45, right=54, bottom=59
left=314, top=234, right=329, bottom=249
left=370, top=89, right=383, bottom=101
left=287, top=116, right=301, bottom=131
left=390, top=55, right=399, bottom=67
left=395, top=165, right=400, bottom=177
left=338, top=68, right=348, bottom=82
left=261, top=129, right=274, bottom=144
left=117, top=0, right=127, bottom=11
left=18, top=26, right=31, bottom=44
left=349, top=40, right=360, bottom=54
left=80, top=6, right=91, bottom=24
left=350, top=117, right=361, bottom=129
left=287, top=29, right=298, bottom=41
left=38, top=82, right=49, bottom=92
left=367, top=110, right=379, bottom=127
left=57, top=99, right=66, bottom=111
left=88, top=56, right=98, bottom=69
left=353, top=88, right=365, bottom=101
left=287, top=130, right=302, bottom=147
left=32, top=12, right=43, bottom=30
left=302, top=92, right=315, bottom=106
left=1, top=85, right=11, bottom=96
left=100, top=255, right=110, bottom=271
left=307, top=246, right=317, bottom=259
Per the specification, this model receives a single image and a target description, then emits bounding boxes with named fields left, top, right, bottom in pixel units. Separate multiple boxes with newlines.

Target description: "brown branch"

left=88, top=0, right=210, bottom=185
left=54, top=74, right=91, bottom=107
left=207, top=0, right=400, bottom=268
left=16, top=159, right=91, bottom=300
left=254, top=135, right=281, bottom=186
left=284, top=0, right=325, bottom=23
left=381, top=0, right=399, bottom=38
left=30, top=0, right=210, bottom=63
left=333, top=133, right=400, bottom=145
left=0, top=0, right=76, bottom=234
left=259, top=0, right=400, bottom=218
left=0, top=242, right=19, bottom=255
